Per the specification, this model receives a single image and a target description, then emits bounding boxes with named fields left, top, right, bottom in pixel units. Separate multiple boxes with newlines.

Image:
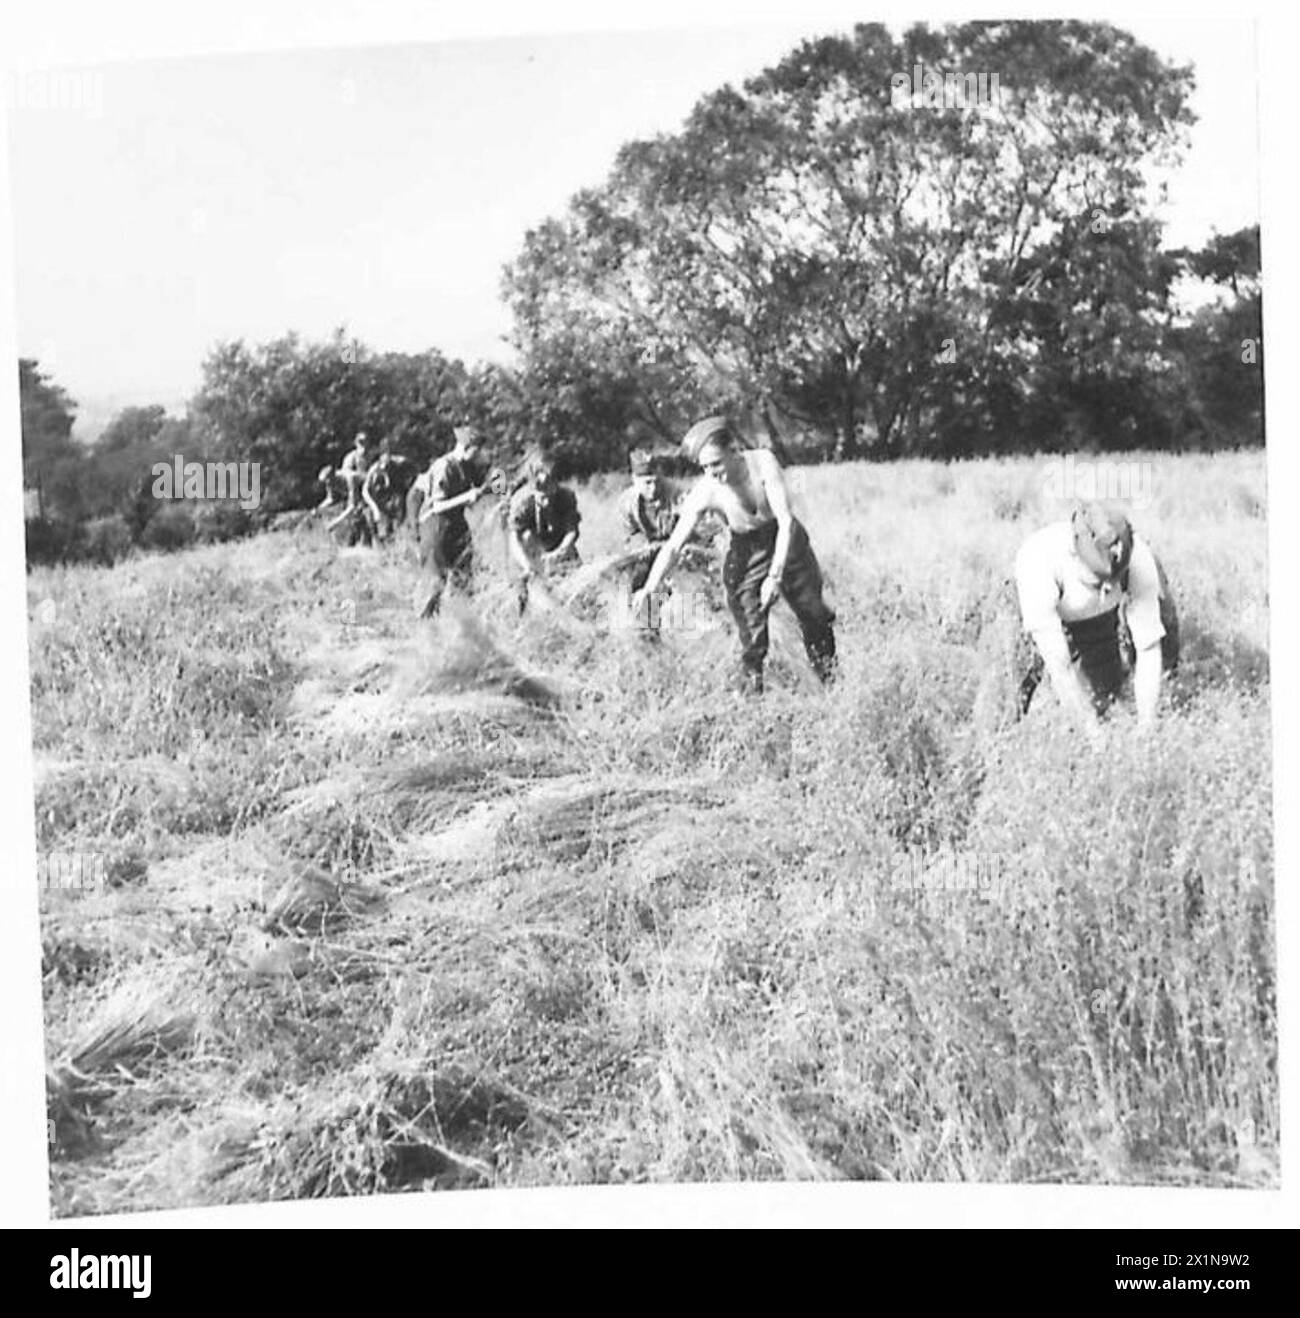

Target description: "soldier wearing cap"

left=631, top=416, right=837, bottom=693
left=617, top=449, right=679, bottom=593
left=409, top=424, right=493, bottom=618
left=1015, top=500, right=1180, bottom=731
left=508, top=450, right=582, bottom=613
left=362, top=445, right=416, bottom=541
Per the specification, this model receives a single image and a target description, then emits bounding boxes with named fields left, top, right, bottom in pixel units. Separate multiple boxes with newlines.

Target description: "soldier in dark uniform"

left=508, top=451, right=582, bottom=615
left=410, top=425, right=493, bottom=619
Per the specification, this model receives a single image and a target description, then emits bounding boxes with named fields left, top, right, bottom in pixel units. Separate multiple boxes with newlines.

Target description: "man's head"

left=317, top=464, right=334, bottom=485
left=452, top=424, right=484, bottom=464
left=353, top=430, right=372, bottom=452
left=527, top=449, right=559, bottom=493
left=629, top=448, right=659, bottom=499
left=681, top=416, right=743, bottom=484
left=1071, top=501, right=1134, bottom=581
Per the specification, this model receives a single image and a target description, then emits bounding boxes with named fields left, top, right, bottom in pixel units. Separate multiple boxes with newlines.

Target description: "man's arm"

left=425, top=486, right=484, bottom=519
left=419, top=463, right=487, bottom=522
left=1015, top=541, right=1100, bottom=738
left=1030, top=625, right=1102, bottom=735
left=634, top=484, right=709, bottom=601
left=1125, top=540, right=1168, bottom=731
left=545, top=530, right=579, bottom=561
left=756, top=451, right=794, bottom=610
left=1133, top=642, right=1163, bottom=730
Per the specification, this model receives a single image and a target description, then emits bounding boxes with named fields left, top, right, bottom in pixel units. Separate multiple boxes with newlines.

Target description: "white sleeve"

left=1014, top=537, right=1063, bottom=643
left=1125, top=538, right=1166, bottom=652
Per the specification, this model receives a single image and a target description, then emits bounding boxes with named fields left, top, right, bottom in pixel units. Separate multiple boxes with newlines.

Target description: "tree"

left=1165, top=225, right=1263, bottom=447
left=190, top=330, right=474, bottom=510
left=19, top=358, right=84, bottom=519
left=505, top=21, right=1196, bottom=459
left=82, top=410, right=191, bottom=522
left=95, top=404, right=168, bottom=453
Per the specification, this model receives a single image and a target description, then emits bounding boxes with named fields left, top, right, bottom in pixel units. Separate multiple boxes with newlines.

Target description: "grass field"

left=30, top=450, right=1274, bottom=1213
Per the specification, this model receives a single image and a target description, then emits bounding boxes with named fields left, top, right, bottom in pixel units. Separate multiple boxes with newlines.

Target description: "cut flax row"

left=411, top=604, right=567, bottom=708
left=387, top=774, right=726, bottom=896
left=48, top=977, right=197, bottom=1155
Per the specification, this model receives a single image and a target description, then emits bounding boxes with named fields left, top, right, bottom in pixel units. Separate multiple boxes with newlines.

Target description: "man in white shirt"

left=1014, top=501, right=1179, bottom=732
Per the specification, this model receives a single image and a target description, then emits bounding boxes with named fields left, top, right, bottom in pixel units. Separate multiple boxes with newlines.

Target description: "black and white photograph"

left=1, top=1, right=1288, bottom=1228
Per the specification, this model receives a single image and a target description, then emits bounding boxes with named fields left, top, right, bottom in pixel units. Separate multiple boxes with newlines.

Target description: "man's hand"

left=759, top=575, right=781, bottom=612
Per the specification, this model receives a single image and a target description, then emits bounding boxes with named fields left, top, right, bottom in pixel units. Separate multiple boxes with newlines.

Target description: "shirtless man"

left=631, top=416, right=837, bottom=693
left=1015, top=500, right=1180, bottom=733
left=338, top=431, right=377, bottom=512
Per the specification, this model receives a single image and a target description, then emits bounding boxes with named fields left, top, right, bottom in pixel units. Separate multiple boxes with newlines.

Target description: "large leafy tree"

left=81, top=409, right=191, bottom=522
left=191, top=330, right=474, bottom=510
left=506, top=20, right=1195, bottom=458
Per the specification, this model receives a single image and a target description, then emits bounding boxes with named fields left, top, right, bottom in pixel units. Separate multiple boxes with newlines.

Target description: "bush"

left=193, top=502, right=254, bottom=545
left=25, top=517, right=86, bottom=567
left=82, top=517, right=135, bottom=567
left=139, top=504, right=197, bottom=553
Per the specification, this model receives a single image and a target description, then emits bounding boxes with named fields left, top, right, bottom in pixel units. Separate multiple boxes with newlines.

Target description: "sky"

left=1, top=11, right=1262, bottom=436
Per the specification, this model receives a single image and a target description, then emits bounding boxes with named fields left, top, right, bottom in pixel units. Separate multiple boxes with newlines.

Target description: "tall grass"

left=31, top=451, right=1274, bottom=1213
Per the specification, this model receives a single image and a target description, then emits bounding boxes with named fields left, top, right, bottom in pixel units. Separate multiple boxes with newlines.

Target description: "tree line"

left=21, top=21, right=1262, bottom=565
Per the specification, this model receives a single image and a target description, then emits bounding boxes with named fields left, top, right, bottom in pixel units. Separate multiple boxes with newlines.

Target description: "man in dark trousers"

left=1014, top=500, right=1180, bottom=734
left=409, top=425, right=493, bottom=619
left=631, top=416, right=837, bottom=694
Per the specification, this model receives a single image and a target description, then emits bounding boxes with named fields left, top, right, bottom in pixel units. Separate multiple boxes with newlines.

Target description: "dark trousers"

left=1018, top=594, right=1181, bottom=716
left=724, top=519, right=836, bottom=691
left=416, top=515, right=472, bottom=619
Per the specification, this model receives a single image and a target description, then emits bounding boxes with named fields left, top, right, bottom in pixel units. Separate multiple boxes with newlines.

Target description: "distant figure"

left=508, top=451, right=582, bottom=614
left=316, top=463, right=344, bottom=512
left=1015, top=501, right=1180, bottom=732
left=362, top=448, right=416, bottom=541
left=631, top=416, right=837, bottom=694
left=410, top=425, right=494, bottom=618
left=338, top=431, right=378, bottom=513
